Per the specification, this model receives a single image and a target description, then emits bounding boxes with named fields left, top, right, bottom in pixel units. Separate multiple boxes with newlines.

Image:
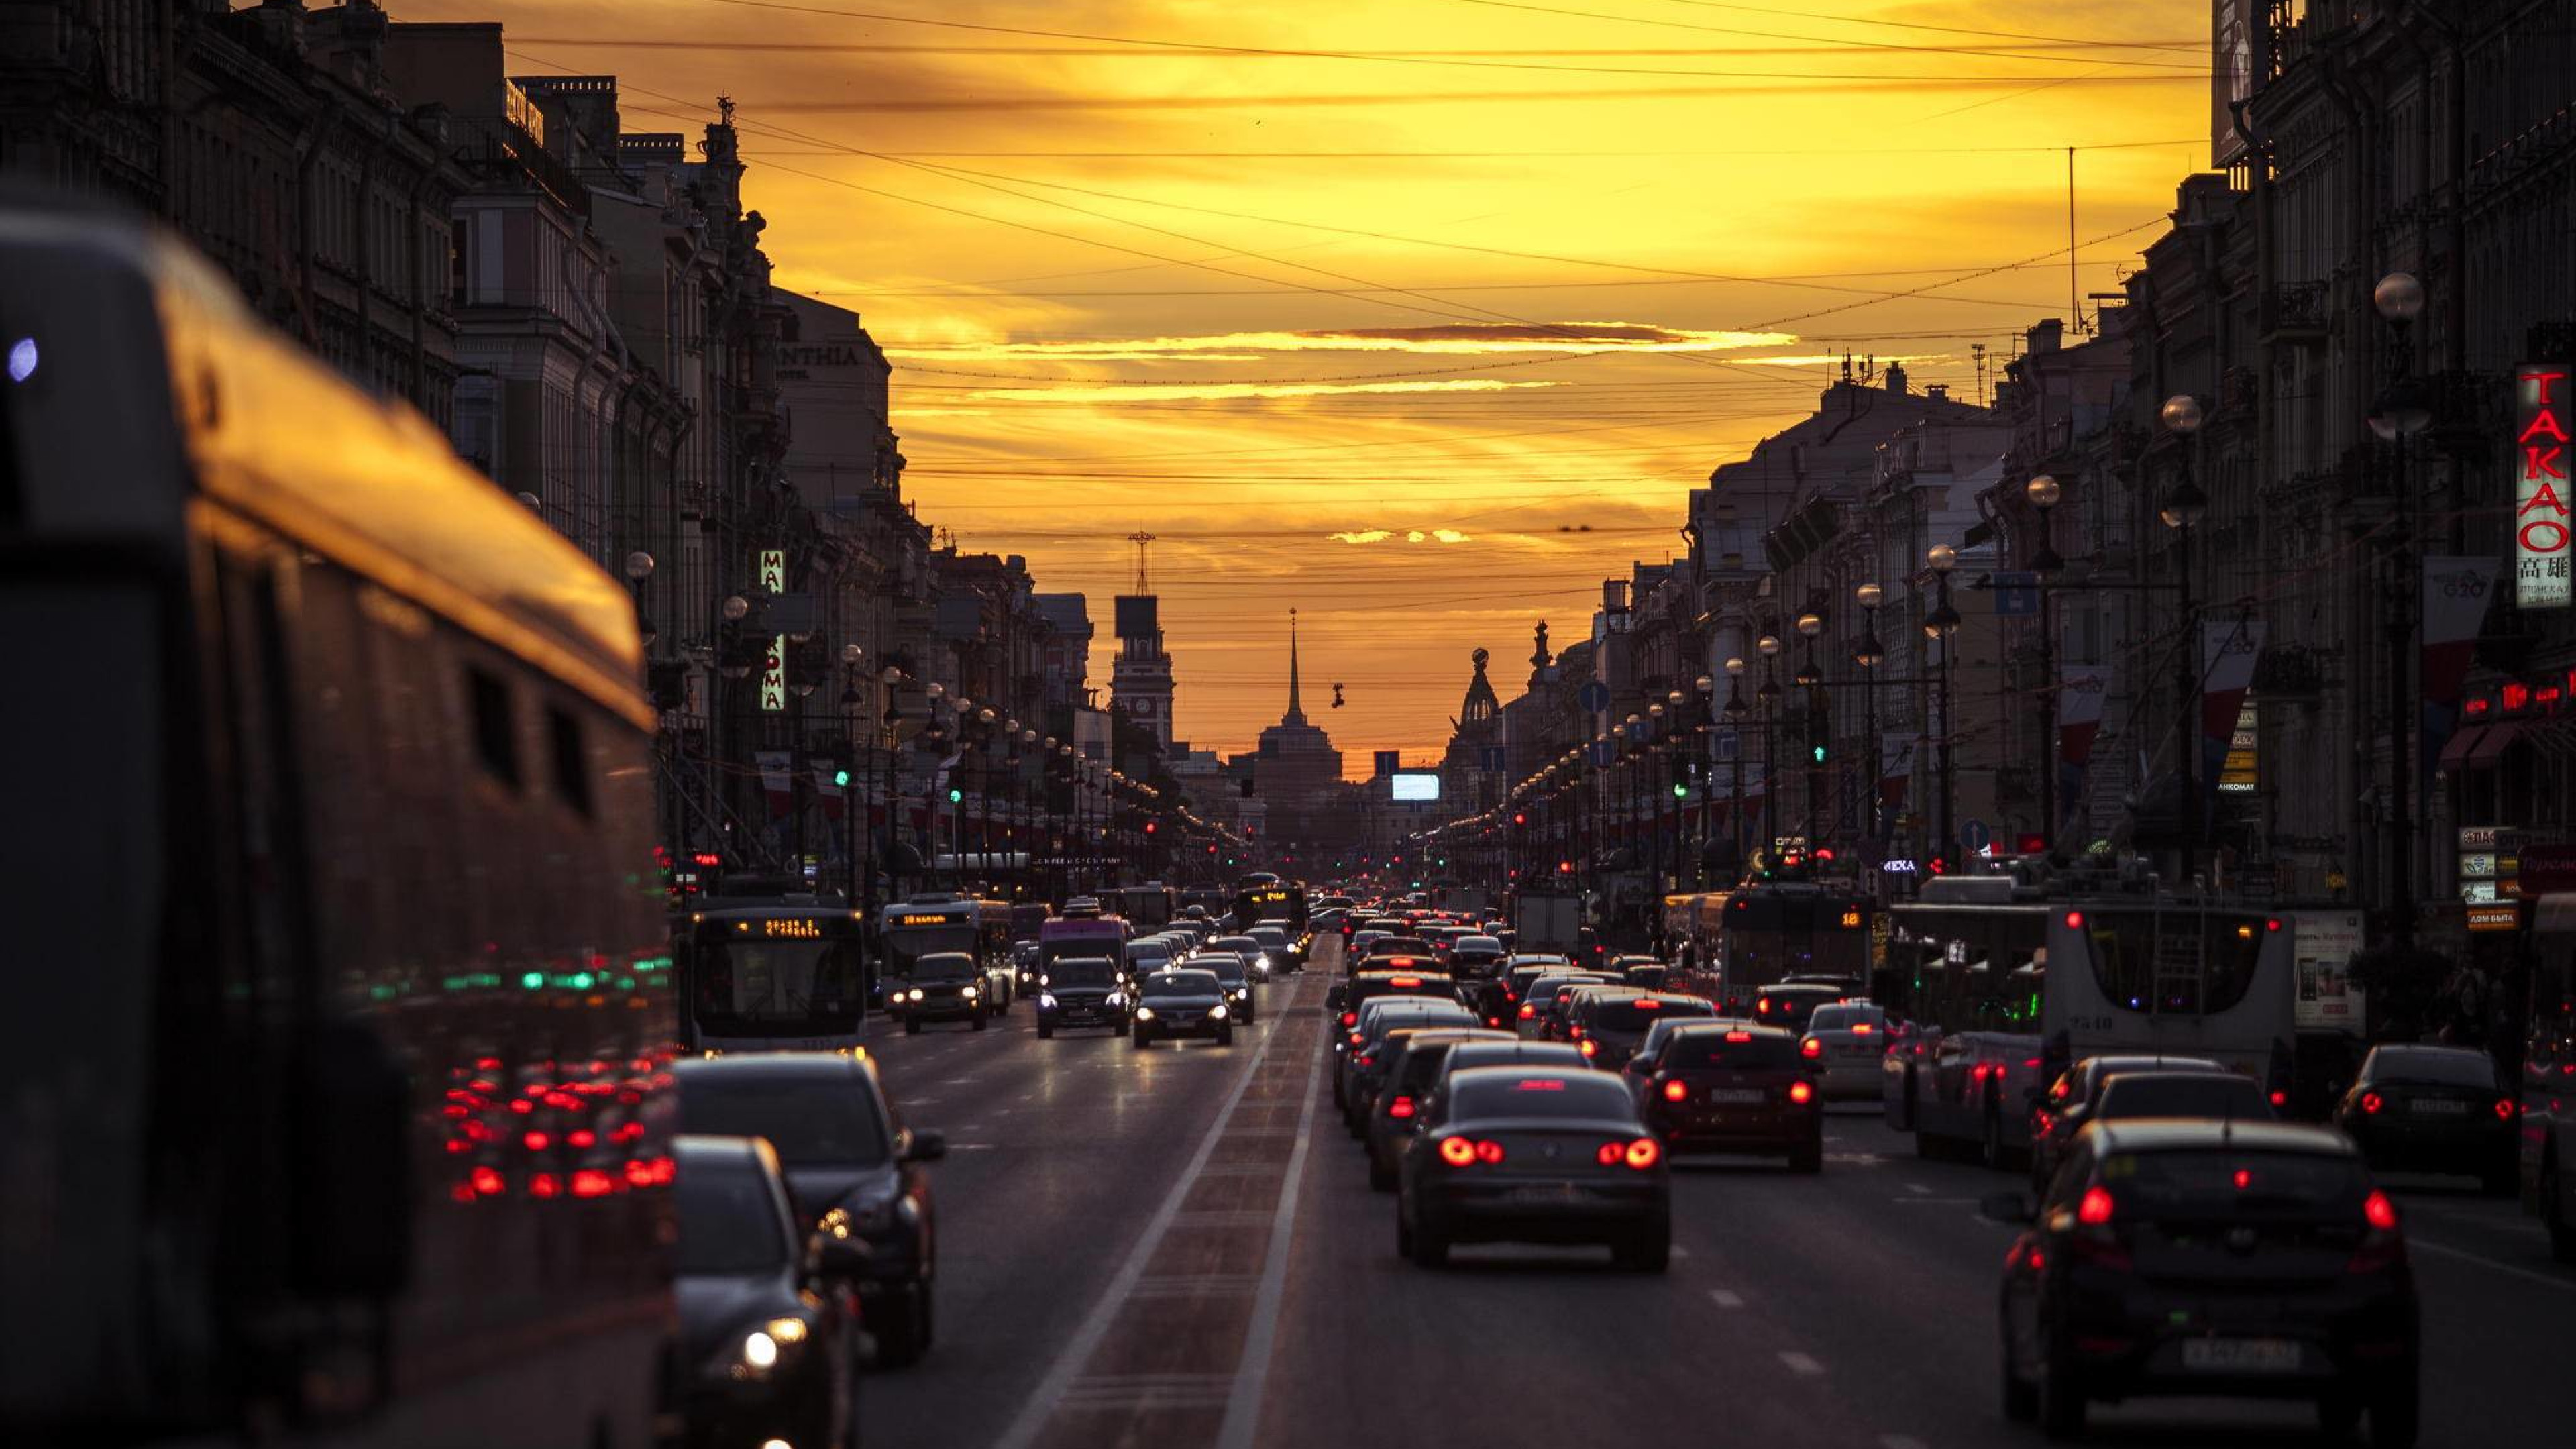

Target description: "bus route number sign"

left=896, top=913, right=952, bottom=927
left=763, top=918, right=822, bottom=938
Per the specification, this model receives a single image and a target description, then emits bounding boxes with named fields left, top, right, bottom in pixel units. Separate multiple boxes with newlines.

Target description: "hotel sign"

left=2518, top=363, right=2571, bottom=608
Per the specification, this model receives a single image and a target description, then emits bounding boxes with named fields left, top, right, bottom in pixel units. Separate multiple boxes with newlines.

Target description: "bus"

left=879, top=894, right=1012, bottom=990
left=1106, top=882, right=1175, bottom=928
left=3, top=206, right=674, bottom=1443
left=1038, top=913, right=1132, bottom=973
left=1232, top=881, right=1310, bottom=935
left=1715, top=881, right=1874, bottom=1010
left=675, top=894, right=869, bottom=1053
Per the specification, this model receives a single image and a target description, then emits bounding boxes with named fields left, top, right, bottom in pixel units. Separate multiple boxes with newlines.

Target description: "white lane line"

left=1902, top=1181, right=1933, bottom=1195
left=986, top=990, right=1294, bottom=1449
left=1708, top=1289, right=1746, bottom=1309
left=906, top=1098, right=940, bottom=1108
left=940, top=1076, right=978, bottom=1086
left=1778, top=1351, right=1826, bottom=1377
left=1880, top=1436, right=1929, bottom=1449
left=949, top=1143, right=997, bottom=1151
left=2409, top=1236, right=2576, bottom=1291
left=1212, top=1018, right=1327, bottom=1449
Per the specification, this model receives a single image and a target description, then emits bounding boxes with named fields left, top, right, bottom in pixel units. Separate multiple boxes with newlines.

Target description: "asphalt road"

left=856, top=946, right=2571, bottom=1449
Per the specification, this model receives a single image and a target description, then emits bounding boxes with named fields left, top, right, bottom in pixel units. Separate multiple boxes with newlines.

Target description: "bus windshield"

left=692, top=936, right=864, bottom=1025
left=883, top=924, right=977, bottom=977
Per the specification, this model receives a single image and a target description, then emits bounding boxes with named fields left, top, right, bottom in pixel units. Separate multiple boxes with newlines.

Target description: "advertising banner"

left=2292, top=910, right=2366, bottom=1033
left=2518, top=363, right=2571, bottom=608
left=2420, top=556, right=2500, bottom=780
left=756, top=750, right=794, bottom=817
left=2199, top=619, right=2265, bottom=794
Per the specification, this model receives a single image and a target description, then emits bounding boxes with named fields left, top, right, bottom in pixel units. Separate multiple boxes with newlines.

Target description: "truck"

left=1513, top=892, right=1584, bottom=955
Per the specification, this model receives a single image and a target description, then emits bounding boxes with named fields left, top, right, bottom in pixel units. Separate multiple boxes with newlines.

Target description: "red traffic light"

left=1144, top=821, right=1157, bottom=834
left=1512, top=812, right=1527, bottom=827
left=1814, top=847, right=1836, bottom=863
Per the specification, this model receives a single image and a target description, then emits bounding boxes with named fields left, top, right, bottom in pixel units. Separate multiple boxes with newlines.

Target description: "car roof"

left=1356, top=967, right=1453, bottom=982
left=1448, top=1040, right=1585, bottom=1063
left=676, top=1053, right=877, bottom=1088
left=1396, top=1028, right=1512, bottom=1052
left=2080, top=1053, right=2224, bottom=1077
left=1668, top=1020, right=1793, bottom=1041
left=1444, top=1063, right=1632, bottom=1095
left=2084, top=1119, right=2356, bottom=1157
left=673, top=1132, right=783, bottom=1177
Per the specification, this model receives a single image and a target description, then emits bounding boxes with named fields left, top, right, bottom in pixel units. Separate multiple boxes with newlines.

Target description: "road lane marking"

left=1902, top=1182, right=1932, bottom=1195
left=1211, top=1006, right=1328, bottom=1449
left=1709, top=1289, right=1745, bottom=1309
left=986, top=997, right=1295, bottom=1449
left=1778, top=1351, right=1825, bottom=1376
left=2409, top=1236, right=2576, bottom=1291
left=1880, top=1436, right=1929, bottom=1448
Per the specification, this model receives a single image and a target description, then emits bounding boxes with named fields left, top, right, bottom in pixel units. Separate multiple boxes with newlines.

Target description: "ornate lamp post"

left=1925, top=547, right=1962, bottom=869
left=1756, top=633, right=1783, bottom=857
left=2368, top=272, right=2431, bottom=945
left=2158, top=394, right=2208, bottom=884
left=1722, top=657, right=1749, bottom=873
left=1853, top=584, right=1886, bottom=849
left=1794, top=611, right=1826, bottom=844
left=2025, top=474, right=2063, bottom=853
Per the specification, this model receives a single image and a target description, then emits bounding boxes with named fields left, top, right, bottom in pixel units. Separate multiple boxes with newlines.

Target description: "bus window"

left=694, top=933, right=862, bottom=1028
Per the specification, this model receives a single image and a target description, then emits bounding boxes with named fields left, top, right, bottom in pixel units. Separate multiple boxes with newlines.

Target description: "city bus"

left=674, top=894, right=868, bottom=1053
left=1715, top=881, right=1874, bottom=1010
left=1232, top=880, right=1311, bottom=935
left=2, top=207, right=674, bottom=1443
left=879, top=894, right=1012, bottom=988
left=1038, top=912, right=1132, bottom=976
left=1105, top=882, right=1175, bottom=928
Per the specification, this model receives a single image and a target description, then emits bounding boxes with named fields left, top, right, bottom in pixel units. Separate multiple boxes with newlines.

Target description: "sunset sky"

left=440, top=0, right=2216, bottom=773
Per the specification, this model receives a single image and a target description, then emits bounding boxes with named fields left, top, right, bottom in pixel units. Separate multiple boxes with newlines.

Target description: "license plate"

left=2181, top=1338, right=2302, bottom=1373
left=1506, top=1183, right=1589, bottom=1205
left=2411, top=1099, right=2467, bottom=1116
left=1705, top=1088, right=1767, bottom=1104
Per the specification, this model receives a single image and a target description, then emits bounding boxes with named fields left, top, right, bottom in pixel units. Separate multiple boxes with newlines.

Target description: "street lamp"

left=2369, top=273, right=2430, bottom=942
left=1756, top=632, right=1782, bottom=855
left=1925, top=546, right=1960, bottom=867
left=1722, top=657, right=1749, bottom=870
left=624, top=551, right=657, bottom=648
left=2159, top=393, right=2206, bottom=883
left=1853, top=584, right=1886, bottom=849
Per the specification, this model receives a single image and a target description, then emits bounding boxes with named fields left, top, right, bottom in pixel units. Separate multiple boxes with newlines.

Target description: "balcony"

left=2259, top=282, right=2328, bottom=347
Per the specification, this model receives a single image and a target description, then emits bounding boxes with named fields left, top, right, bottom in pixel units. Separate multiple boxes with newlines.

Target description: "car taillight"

left=1662, top=1078, right=1689, bottom=1102
left=2033, top=1112, right=2055, bottom=1138
left=1800, top=1036, right=1823, bottom=1060
left=1389, top=1096, right=1415, bottom=1120
left=1475, top=1139, right=1505, bottom=1165
left=1595, top=1142, right=1623, bottom=1165
left=1788, top=1081, right=1814, bottom=1105
left=2269, top=1090, right=2288, bottom=1108
left=1579, top=1039, right=1598, bottom=1058
left=1348, top=1031, right=1366, bottom=1047
left=1624, top=1137, right=1661, bottom=1169
left=1342, top=1012, right=1358, bottom=1027
left=2361, top=1091, right=2383, bottom=1115
left=2363, top=1189, right=2400, bottom=1231
left=1724, top=1030, right=1752, bottom=1043
left=1518, top=1004, right=1536, bottom=1019
left=2495, top=1097, right=2518, bottom=1121
left=2077, top=1185, right=2116, bottom=1226
left=1570, top=1025, right=1586, bottom=1040
left=1756, top=996, right=1773, bottom=1016
left=1439, top=1137, right=1477, bottom=1167
left=2350, top=1188, right=2406, bottom=1271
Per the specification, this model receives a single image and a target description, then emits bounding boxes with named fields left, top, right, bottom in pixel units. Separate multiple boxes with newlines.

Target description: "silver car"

left=1802, top=1001, right=1890, bottom=1100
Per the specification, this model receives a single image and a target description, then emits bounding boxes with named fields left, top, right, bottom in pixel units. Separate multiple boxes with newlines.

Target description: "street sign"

left=1714, top=727, right=1739, bottom=761
left=1961, top=818, right=1991, bottom=855
left=1578, top=680, right=1612, bottom=713
left=2467, top=902, right=2524, bottom=932
left=1588, top=739, right=1616, bottom=768
left=1993, top=570, right=2041, bottom=617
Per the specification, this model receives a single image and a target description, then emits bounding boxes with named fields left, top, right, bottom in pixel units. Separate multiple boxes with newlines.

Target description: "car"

left=2029, top=1055, right=2229, bottom=1194
left=1193, top=951, right=1260, bottom=1022
left=1748, top=981, right=1853, bottom=1031
left=1484, top=957, right=1570, bottom=1025
left=1122, top=938, right=1175, bottom=984
left=1441, top=1038, right=1589, bottom=1085
left=977, top=954, right=1017, bottom=1012
left=1523, top=973, right=1619, bottom=1040
left=1246, top=924, right=1295, bottom=969
left=1890, top=1027, right=2046, bottom=1169
left=1011, top=939, right=1042, bottom=989
left=1397, top=1065, right=1672, bottom=1271
left=2331, top=1043, right=2518, bottom=1194
left=1343, top=997, right=1481, bottom=1126
left=1630, top=1022, right=1824, bottom=1171
left=1206, top=934, right=1271, bottom=979
left=1364, top=1028, right=1515, bottom=1189
left=1568, top=990, right=1716, bottom=1071
left=1349, top=929, right=1391, bottom=962
left=1800, top=1001, right=1893, bottom=1101
left=673, top=1135, right=861, bottom=1449
left=1360, top=936, right=1438, bottom=967
left=1330, top=966, right=1462, bottom=1034
left=1448, top=935, right=1508, bottom=980
left=1985, top=1120, right=2418, bottom=1444
left=1034, top=955, right=1130, bottom=1038
left=676, top=1054, right=947, bottom=1365
left=1132, top=969, right=1236, bottom=1049
left=2090, top=1069, right=2273, bottom=1126
left=888, top=951, right=992, bottom=1034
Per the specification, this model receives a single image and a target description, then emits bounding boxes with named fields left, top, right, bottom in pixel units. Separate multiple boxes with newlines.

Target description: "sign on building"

left=2517, top=362, right=2571, bottom=608
left=760, top=636, right=786, bottom=712
left=2292, top=910, right=2365, bottom=1033
left=758, top=548, right=787, bottom=593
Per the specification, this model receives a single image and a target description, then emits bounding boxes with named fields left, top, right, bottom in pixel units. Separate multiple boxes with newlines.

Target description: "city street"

left=851, top=954, right=2571, bottom=1449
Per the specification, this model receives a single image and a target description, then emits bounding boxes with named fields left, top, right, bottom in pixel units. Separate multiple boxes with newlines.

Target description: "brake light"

left=1519, top=1004, right=1536, bottom=1019
left=1570, top=1025, right=1586, bottom=1040
left=2032, top=1112, right=2055, bottom=1138
left=523, top=1130, right=551, bottom=1152
left=1579, top=1039, right=1598, bottom=1058
left=1624, top=1137, right=1661, bottom=1169
left=2269, top=1090, right=2288, bottom=1108
left=2266, top=917, right=2282, bottom=932
left=1635, top=999, right=1662, bottom=1010
left=2076, top=1186, right=2116, bottom=1226
left=2363, top=1189, right=2400, bottom=1232
left=1724, top=1030, right=1753, bottom=1043
left=2063, top=910, right=2084, bottom=930
left=1475, top=1139, right=1506, bottom=1165
left=1789, top=1081, right=1814, bottom=1104
left=1342, top=1012, right=1358, bottom=1027
left=1595, top=1142, right=1623, bottom=1165
left=1349, top=1032, right=1366, bottom=1048
left=1850, top=1022, right=1872, bottom=1035
left=1800, top=1036, right=1823, bottom=1060
left=1389, top=1095, right=1416, bottom=1120
left=1391, top=976, right=1423, bottom=987
left=2496, top=1097, right=2518, bottom=1121
left=1662, top=1079, right=1689, bottom=1102
left=1756, top=996, right=1773, bottom=1016
left=2361, top=1091, right=2383, bottom=1115
left=1439, top=1137, right=1477, bottom=1167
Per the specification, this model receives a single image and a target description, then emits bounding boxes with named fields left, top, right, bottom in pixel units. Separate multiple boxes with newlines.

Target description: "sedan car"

left=1398, top=1065, right=1671, bottom=1271
left=675, top=1135, right=859, bottom=1449
left=1567, top=989, right=1715, bottom=1070
left=1448, top=936, right=1508, bottom=981
left=1519, top=972, right=1616, bottom=1038
left=1365, top=1028, right=1514, bottom=1189
left=2029, top=1055, right=2228, bottom=1195
left=1986, top=1120, right=2417, bottom=1444
left=1206, top=934, right=1271, bottom=979
left=1192, top=950, right=1259, bottom=1022
left=1132, top=969, right=1236, bottom=1049
left=1748, top=981, right=1854, bottom=1031
left=1632, top=1022, right=1824, bottom=1171
left=677, top=1055, right=946, bottom=1366
left=1799, top=1001, right=1891, bottom=1101
left=888, top=951, right=991, bottom=1034
left=1034, top=955, right=1130, bottom=1038
left=2332, top=1043, right=2517, bottom=1194
left=1342, top=997, right=1481, bottom=1128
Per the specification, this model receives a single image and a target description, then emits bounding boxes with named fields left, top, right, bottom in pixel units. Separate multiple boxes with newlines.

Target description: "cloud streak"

left=890, top=320, right=1799, bottom=362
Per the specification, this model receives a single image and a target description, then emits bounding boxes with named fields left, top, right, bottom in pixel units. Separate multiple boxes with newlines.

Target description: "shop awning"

left=2437, top=725, right=2488, bottom=770
left=2534, top=894, right=2576, bottom=936
left=2467, top=722, right=2526, bottom=769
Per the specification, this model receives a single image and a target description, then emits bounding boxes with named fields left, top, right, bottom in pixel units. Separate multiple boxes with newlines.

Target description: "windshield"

left=2366, top=1046, right=2500, bottom=1089
left=2080, top=909, right=2269, bottom=1016
left=2094, top=1074, right=2267, bottom=1120
left=1213, top=937, right=1260, bottom=953
left=1199, top=956, right=1248, bottom=983
left=1451, top=1073, right=1636, bottom=1121
left=694, top=938, right=863, bottom=1024
left=2102, top=1148, right=2367, bottom=1216
left=1145, top=971, right=1220, bottom=997
left=884, top=924, right=977, bottom=976
left=676, top=1159, right=790, bottom=1275
left=680, top=1077, right=891, bottom=1169
left=1810, top=1004, right=1886, bottom=1032
left=908, top=953, right=977, bottom=982
left=1046, top=958, right=1118, bottom=988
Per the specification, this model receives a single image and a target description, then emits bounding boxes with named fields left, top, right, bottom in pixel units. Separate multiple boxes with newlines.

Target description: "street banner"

left=1878, top=734, right=1913, bottom=808
left=2198, top=619, right=2265, bottom=794
left=812, top=764, right=845, bottom=821
left=756, top=750, right=794, bottom=818
left=2057, top=663, right=2112, bottom=838
left=2420, top=556, right=2500, bottom=782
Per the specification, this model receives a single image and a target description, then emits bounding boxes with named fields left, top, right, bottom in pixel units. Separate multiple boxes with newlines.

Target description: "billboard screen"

left=1390, top=771, right=1441, bottom=802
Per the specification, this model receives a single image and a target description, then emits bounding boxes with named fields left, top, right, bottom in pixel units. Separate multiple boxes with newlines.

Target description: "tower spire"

left=1284, top=608, right=1307, bottom=726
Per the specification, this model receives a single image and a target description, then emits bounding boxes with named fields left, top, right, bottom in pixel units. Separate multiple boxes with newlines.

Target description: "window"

left=547, top=704, right=593, bottom=816
left=469, top=667, right=521, bottom=789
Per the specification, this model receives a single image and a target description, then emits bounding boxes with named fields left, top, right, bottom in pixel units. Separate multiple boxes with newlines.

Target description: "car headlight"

left=963, top=986, right=979, bottom=999
left=1135, top=1006, right=1156, bottom=1022
left=714, top=1316, right=809, bottom=1381
left=1108, top=991, right=1127, bottom=1006
left=906, top=988, right=924, bottom=1002
left=1256, top=953, right=1273, bottom=968
left=1211, top=1003, right=1230, bottom=1020
left=1040, top=992, right=1059, bottom=1008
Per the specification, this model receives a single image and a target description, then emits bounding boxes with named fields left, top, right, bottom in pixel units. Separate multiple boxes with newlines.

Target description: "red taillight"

left=1391, top=975, right=1423, bottom=987
left=1850, top=1022, right=1872, bottom=1035
left=1624, top=1137, right=1661, bottom=1170
left=1570, top=1025, right=1586, bottom=1040
left=2077, top=1185, right=2116, bottom=1226
left=1389, top=1095, right=1415, bottom=1120
left=529, top=1171, right=561, bottom=1198
left=2266, top=917, right=2282, bottom=932
left=1596, top=1142, right=1623, bottom=1165
left=2496, top=1097, right=2518, bottom=1121
left=1580, top=1039, right=1598, bottom=1058
left=1724, top=1030, right=1753, bottom=1043
left=1518, top=1004, right=1536, bottom=1019
left=2361, top=1091, right=2383, bottom=1115
left=1348, top=1031, right=1366, bottom=1048
left=470, top=1165, right=505, bottom=1197
left=1800, top=1036, right=1823, bottom=1059
left=1662, top=1078, right=1690, bottom=1102
left=2363, top=1189, right=2400, bottom=1232
left=569, top=1128, right=596, bottom=1149
left=1788, top=1081, right=1814, bottom=1104
left=523, top=1130, right=550, bottom=1152
left=1475, top=1139, right=1506, bottom=1165
left=1342, top=1011, right=1358, bottom=1027
left=1635, top=999, right=1662, bottom=1010
left=2033, top=1112, right=2055, bottom=1138
left=2269, top=1090, right=2288, bottom=1107
left=1756, top=996, right=1773, bottom=1016
left=2063, top=910, right=2084, bottom=930
left=1439, top=1137, right=1477, bottom=1167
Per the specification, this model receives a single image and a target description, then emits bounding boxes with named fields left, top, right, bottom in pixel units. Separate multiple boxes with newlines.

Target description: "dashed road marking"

left=1709, top=1289, right=1745, bottom=1309
left=1778, top=1351, right=1826, bottom=1377
left=1880, top=1436, right=1929, bottom=1449
left=1902, top=1181, right=1933, bottom=1195
left=2410, top=1236, right=2576, bottom=1291
left=1212, top=1011, right=1328, bottom=1449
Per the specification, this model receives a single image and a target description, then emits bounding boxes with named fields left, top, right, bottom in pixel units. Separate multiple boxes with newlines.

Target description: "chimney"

left=2029, top=318, right=2064, bottom=354
left=1925, top=383, right=1949, bottom=402
left=1884, top=362, right=1909, bottom=394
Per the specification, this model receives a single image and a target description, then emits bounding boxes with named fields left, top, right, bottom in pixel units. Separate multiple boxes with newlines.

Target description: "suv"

left=890, top=952, right=991, bottom=1034
left=1034, top=955, right=1130, bottom=1038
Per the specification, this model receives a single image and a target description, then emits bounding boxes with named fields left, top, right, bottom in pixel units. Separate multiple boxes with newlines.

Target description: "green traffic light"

left=1672, top=782, right=1688, bottom=798
left=833, top=768, right=853, bottom=788
left=1810, top=745, right=1828, bottom=763
left=948, top=787, right=964, bottom=803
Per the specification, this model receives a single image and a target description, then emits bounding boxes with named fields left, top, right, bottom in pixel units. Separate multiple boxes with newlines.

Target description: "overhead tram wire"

left=1456, top=0, right=2206, bottom=60
left=1646, top=0, right=2206, bottom=57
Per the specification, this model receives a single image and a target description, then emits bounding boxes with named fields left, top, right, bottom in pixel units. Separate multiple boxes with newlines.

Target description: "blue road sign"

left=1578, top=680, right=1612, bottom=713
left=1713, top=728, right=1740, bottom=761
left=1588, top=739, right=1617, bottom=768
left=1993, top=570, right=2041, bottom=617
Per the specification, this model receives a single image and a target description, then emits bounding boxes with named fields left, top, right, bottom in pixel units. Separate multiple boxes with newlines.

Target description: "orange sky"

left=429, top=0, right=2215, bottom=774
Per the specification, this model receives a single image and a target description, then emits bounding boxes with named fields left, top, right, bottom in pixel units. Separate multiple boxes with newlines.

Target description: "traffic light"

left=1512, top=811, right=1527, bottom=827
left=1672, top=781, right=1689, bottom=798
left=1144, top=820, right=1157, bottom=835
left=833, top=765, right=853, bottom=788
left=1810, top=743, right=1829, bottom=764
left=947, top=786, right=963, bottom=804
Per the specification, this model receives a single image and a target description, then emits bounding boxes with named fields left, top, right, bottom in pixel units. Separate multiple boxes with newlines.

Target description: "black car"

left=2331, top=1043, right=2518, bottom=1194
left=675, top=1134, right=861, bottom=1449
left=1193, top=951, right=1259, bottom=1022
left=890, top=951, right=991, bottom=1033
left=1397, top=1065, right=1671, bottom=1271
left=1035, top=955, right=1130, bottom=1038
left=1986, top=1120, right=2418, bottom=1445
left=2029, top=1055, right=2229, bottom=1195
left=678, top=1054, right=947, bottom=1366
left=1133, top=969, right=1236, bottom=1049
left=1342, top=998, right=1482, bottom=1128
left=1448, top=936, right=1508, bottom=981
left=1567, top=990, right=1716, bottom=1071
left=1365, top=1028, right=1514, bottom=1190
left=1748, top=981, right=1851, bottom=1031
left=1628, top=1022, right=1823, bottom=1171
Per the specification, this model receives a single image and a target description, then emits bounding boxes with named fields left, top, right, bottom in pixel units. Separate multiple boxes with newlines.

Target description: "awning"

left=2535, top=894, right=2576, bottom=936
left=2467, top=722, right=2525, bottom=769
left=2437, top=725, right=2488, bottom=770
